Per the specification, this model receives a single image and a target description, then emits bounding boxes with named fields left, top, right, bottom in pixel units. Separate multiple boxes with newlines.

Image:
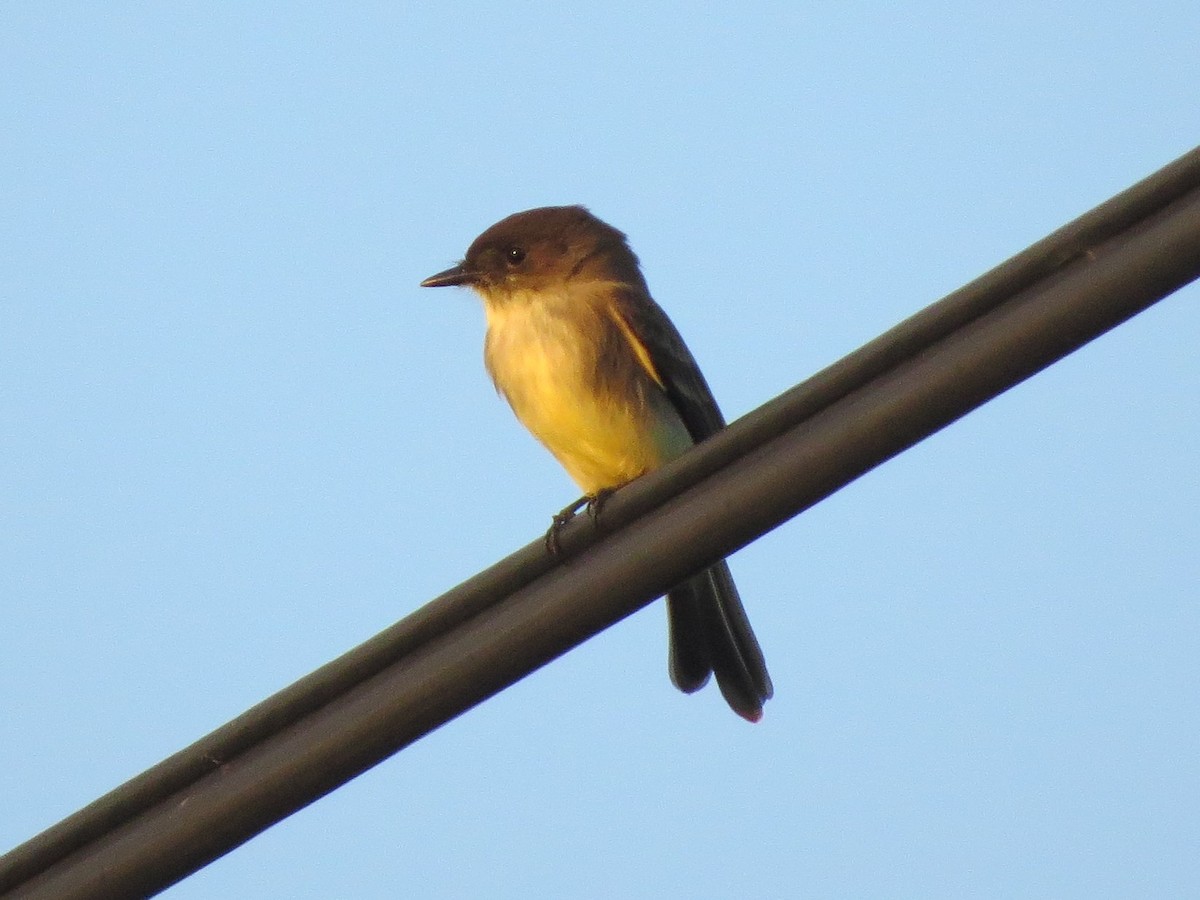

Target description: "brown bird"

left=422, top=206, right=772, bottom=721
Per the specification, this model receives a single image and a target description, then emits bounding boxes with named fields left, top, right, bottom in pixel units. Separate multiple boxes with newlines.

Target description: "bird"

left=421, top=205, right=772, bottom=721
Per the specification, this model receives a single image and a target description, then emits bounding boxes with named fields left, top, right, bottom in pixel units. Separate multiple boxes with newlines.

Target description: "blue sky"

left=2, top=4, right=1198, bottom=898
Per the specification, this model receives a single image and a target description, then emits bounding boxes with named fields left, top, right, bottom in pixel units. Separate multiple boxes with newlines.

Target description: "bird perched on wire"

left=421, top=205, right=772, bottom=721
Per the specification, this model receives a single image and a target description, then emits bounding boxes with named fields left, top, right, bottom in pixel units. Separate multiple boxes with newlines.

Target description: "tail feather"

left=666, top=560, right=772, bottom=721
left=666, top=579, right=713, bottom=694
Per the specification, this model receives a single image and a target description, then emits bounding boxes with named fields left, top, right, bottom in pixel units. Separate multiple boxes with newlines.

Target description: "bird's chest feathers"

left=484, top=296, right=608, bottom=434
left=481, top=293, right=669, bottom=492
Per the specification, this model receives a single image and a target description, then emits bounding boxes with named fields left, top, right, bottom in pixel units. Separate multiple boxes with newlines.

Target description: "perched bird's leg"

left=546, top=494, right=591, bottom=554
left=545, top=488, right=618, bottom=554
left=584, top=487, right=616, bottom=523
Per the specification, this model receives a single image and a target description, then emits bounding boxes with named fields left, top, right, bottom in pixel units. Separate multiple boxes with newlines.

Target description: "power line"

left=4, top=145, right=1200, bottom=899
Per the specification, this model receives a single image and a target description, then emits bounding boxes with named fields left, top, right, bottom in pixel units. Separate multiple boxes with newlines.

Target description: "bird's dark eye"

left=505, top=246, right=526, bottom=266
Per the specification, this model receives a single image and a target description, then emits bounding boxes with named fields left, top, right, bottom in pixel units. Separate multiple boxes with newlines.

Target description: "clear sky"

left=3, top=4, right=1198, bottom=898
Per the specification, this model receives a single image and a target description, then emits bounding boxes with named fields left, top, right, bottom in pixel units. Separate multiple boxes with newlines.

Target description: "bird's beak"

left=420, top=263, right=480, bottom=288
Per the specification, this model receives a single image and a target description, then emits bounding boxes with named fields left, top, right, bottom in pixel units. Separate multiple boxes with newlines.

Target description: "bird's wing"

left=606, top=286, right=727, bottom=443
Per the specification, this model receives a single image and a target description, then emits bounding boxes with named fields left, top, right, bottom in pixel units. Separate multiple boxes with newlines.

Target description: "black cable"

left=3, top=145, right=1199, bottom=899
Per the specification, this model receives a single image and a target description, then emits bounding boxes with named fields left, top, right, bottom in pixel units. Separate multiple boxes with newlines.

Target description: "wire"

left=4, top=145, right=1200, bottom=899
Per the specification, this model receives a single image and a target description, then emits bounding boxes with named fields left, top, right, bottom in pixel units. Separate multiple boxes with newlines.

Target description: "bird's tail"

left=666, top=560, right=773, bottom=722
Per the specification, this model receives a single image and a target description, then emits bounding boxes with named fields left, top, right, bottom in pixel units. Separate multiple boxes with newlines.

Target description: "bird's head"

left=420, top=205, right=646, bottom=303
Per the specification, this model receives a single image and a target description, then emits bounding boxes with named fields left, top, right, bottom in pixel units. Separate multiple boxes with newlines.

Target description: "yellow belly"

left=483, top=292, right=692, bottom=495
left=511, top=371, right=679, bottom=494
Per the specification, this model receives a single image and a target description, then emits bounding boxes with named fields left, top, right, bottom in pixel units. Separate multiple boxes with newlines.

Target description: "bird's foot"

left=545, top=489, right=615, bottom=554
left=584, top=487, right=615, bottom=522
left=546, top=495, right=588, bottom=554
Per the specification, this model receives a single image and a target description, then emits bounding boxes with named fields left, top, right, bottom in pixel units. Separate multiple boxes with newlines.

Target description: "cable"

left=3, top=145, right=1199, bottom=899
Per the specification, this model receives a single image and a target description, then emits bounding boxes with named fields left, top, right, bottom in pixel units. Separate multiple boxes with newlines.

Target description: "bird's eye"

left=505, top=246, right=526, bottom=266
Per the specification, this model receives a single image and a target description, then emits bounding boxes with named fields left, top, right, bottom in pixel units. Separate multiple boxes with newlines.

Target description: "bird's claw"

left=584, top=488, right=614, bottom=522
left=546, top=496, right=587, bottom=554
left=544, top=489, right=616, bottom=554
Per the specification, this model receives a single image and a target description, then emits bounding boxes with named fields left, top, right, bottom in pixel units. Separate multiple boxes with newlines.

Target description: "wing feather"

left=606, top=287, right=726, bottom=443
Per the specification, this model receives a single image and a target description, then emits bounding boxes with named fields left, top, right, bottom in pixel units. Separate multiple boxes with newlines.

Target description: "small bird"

left=421, top=206, right=772, bottom=721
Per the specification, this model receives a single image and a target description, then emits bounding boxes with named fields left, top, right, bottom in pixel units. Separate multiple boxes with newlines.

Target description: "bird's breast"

left=482, top=293, right=691, bottom=495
